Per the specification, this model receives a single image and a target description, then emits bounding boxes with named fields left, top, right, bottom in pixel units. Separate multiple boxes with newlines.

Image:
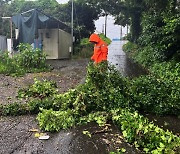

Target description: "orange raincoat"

left=89, top=33, right=108, bottom=63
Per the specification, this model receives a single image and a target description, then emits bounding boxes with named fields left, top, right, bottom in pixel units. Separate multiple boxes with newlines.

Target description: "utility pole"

left=120, top=25, right=122, bottom=40
left=102, top=24, right=104, bottom=34
left=104, top=13, right=107, bottom=37
left=127, top=24, right=129, bottom=35
left=71, top=0, right=74, bottom=56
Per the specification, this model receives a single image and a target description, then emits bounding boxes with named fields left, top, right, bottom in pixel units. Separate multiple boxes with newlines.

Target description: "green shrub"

left=0, top=103, right=28, bottom=116
left=122, top=42, right=138, bottom=53
left=0, top=43, right=49, bottom=76
left=79, top=111, right=109, bottom=126
left=18, top=78, right=58, bottom=99
left=16, top=43, right=47, bottom=70
left=137, top=12, right=180, bottom=61
left=123, top=41, right=180, bottom=116
left=112, top=108, right=180, bottom=153
left=73, top=38, right=93, bottom=58
left=123, top=42, right=165, bottom=67
left=127, top=76, right=175, bottom=115
left=37, top=109, right=75, bottom=132
left=0, top=52, right=25, bottom=76
left=99, top=33, right=112, bottom=45
left=28, top=98, right=57, bottom=114
left=3, top=61, right=180, bottom=117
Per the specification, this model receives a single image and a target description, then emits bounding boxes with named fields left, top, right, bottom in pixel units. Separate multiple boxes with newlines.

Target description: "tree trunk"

left=130, top=12, right=141, bottom=42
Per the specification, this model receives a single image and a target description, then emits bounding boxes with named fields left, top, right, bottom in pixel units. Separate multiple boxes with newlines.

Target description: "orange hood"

left=89, top=33, right=100, bottom=43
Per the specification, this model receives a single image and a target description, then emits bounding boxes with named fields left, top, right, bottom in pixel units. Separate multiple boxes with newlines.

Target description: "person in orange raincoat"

left=89, top=33, right=108, bottom=64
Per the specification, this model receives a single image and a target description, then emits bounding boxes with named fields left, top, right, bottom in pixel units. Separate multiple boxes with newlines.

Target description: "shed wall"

left=39, top=29, right=58, bottom=59
left=38, top=29, right=71, bottom=59
left=58, top=29, right=71, bottom=59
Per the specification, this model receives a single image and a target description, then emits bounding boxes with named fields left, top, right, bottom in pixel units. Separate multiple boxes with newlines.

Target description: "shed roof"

left=12, top=9, right=71, bottom=44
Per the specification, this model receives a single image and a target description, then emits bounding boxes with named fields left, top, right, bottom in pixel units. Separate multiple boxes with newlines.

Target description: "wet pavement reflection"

left=108, top=41, right=147, bottom=77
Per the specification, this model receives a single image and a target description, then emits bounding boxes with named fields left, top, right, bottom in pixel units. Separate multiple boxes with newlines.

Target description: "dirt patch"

left=0, top=59, right=88, bottom=105
left=0, top=115, right=37, bottom=154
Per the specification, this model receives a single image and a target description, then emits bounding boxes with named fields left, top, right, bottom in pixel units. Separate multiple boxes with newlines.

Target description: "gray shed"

left=12, top=9, right=72, bottom=59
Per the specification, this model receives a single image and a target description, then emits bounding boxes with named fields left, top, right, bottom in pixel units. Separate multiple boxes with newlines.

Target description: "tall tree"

left=139, top=0, right=180, bottom=59
left=55, top=0, right=100, bottom=40
left=84, top=0, right=144, bottom=42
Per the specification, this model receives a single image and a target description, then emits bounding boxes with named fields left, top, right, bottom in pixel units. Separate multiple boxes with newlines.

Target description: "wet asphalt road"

left=108, top=41, right=147, bottom=77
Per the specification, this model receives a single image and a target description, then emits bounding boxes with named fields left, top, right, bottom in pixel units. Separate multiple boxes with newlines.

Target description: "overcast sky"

left=56, top=0, right=69, bottom=4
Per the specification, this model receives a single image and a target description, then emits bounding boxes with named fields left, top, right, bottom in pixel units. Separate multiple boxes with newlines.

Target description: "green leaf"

left=82, top=130, right=92, bottom=137
left=159, top=142, right=165, bottom=148
left=143, top=148, right=149, bottom=153
left=121, top=148, right=126, bottom=153
left=122, top=131, right=127, bottom=137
